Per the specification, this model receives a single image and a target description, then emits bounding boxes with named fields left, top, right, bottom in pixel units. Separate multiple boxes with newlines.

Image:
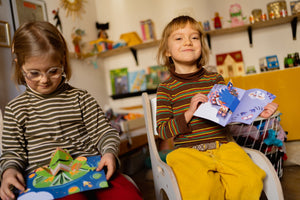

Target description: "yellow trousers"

left=166, top=142, right=266, bottom=200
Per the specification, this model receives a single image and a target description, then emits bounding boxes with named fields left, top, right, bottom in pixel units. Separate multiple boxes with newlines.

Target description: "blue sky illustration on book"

left=194, top=82, right=276, bottom=126
left=18, top=148, right=108, bottom=200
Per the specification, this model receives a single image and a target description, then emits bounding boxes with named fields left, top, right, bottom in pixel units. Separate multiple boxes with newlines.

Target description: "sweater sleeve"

left=0, top=106, right=28, bottom=181
left=156, top=84, right=192, bottom=140
left=79, top=92, right=120, bottom=161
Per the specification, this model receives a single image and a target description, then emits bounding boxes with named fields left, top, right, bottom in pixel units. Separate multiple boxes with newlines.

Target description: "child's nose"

left=184, top=38, right=192, bottom=45
left=40, top=73, right=49, bottom=82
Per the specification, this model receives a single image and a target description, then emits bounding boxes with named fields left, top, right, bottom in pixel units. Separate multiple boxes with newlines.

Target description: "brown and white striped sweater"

left=0, top=82, right=120, bottom=177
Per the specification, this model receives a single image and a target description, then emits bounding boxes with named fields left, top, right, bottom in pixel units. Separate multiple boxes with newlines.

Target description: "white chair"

left=141, top=92, right=284, bottom=200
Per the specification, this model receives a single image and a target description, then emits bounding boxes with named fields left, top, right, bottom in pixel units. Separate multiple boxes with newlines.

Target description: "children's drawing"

left=194, top=82, right=276, bottom=126
left=18, top=148, right=108, bottom=200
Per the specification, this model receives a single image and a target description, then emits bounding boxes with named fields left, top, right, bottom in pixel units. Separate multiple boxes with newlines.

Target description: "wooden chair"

left=142, top=92, right=284, bottom=200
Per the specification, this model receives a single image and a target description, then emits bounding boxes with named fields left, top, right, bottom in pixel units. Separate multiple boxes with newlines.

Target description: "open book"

left=17, top=148, right=108, bottom=200
left=193, top=82, right=276, bottom=127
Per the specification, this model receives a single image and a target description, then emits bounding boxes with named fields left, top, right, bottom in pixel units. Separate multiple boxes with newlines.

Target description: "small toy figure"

left=52, top=8, right=62, bottom=32
left=96, top=22, right=109, bottom=39
left=228, top=3, right=246, bottom=27
left=213, top=12, right=222, bottom=29
left=72, top=28, right=85, bottom=58
left=203, top=20, right=211, bottom=31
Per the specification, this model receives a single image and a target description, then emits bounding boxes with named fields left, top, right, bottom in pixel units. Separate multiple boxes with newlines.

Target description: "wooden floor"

left=131, top=165, right=300, bottom=200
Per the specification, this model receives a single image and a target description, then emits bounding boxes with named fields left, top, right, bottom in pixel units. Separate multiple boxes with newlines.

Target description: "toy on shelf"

left=96, top=22, right=109, bottom=39
left=216, top=51, right=245, bottom=78
left=267, top=1, right=288, bottom=19
left=228, top=3, right=246, bottom=27
left=213, top=12, right=222, bottom=29
left=72, top=28, right=85, bottom=58
left=290, top=1, right=300, bottom=15
left=203, top=20, right=211, bottom=31
left=259, top=55, right=280, bottom=72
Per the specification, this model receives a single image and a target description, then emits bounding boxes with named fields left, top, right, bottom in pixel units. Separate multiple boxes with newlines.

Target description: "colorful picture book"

left=17, top=148, right=108, bottom=200
left=193, top=82, right=276, bottom=126
left=110, top=68, right=128, bottom=95
left=128, top=70, right=146, bottom=92
left=146, top=65, right=169, bottom=89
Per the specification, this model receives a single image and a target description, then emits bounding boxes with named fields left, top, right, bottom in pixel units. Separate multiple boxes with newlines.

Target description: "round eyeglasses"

left=22, top=66, right=64, bottom=81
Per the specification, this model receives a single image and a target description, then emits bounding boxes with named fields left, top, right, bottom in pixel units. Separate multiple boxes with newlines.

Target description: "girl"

left=0, top=21, right=142, bottom=200
left=156, top=16, right=278, bottom=200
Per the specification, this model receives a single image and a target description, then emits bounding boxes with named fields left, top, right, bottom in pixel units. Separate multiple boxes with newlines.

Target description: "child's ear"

left=165, top=51, right=171, bottom=57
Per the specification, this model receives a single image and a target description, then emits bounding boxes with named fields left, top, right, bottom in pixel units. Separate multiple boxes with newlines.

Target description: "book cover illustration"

left=193, top=82, right=276, bottom=126
left=110, top=68, right=128, bottom=95
left=18, top=148, right=108, bottom=200
left=128, top=70, right=146, bottom=92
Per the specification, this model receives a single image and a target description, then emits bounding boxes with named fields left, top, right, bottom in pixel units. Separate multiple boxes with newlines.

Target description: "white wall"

left=94, top=0, right=300, bottom=112
left=44, top=0, right=109, bottom=107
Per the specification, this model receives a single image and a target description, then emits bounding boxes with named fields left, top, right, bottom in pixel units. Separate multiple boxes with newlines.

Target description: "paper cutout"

left=18, top=148, right=108, bottom=200
left=194, top=82, right=276, bottom=126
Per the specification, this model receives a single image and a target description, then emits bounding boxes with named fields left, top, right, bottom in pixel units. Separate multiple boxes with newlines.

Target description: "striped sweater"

left=0, top=82, right=120, bottom=177
left=156, top=67, right=228, bottom=148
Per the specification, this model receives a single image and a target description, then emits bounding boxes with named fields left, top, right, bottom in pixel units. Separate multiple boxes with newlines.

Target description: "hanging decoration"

left=60, top=0, right=86, bottom=20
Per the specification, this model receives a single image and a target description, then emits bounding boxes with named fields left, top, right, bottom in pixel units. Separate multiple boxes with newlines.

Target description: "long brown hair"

left=157, top=15, right=210, bottom=70
left=11, top=21, right=71, bottom=85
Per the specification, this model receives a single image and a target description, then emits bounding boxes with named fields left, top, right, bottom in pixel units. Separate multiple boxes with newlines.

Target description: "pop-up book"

left=193, top=82, right=276, bottom=126
left=17, top=148, right=108, bottom=200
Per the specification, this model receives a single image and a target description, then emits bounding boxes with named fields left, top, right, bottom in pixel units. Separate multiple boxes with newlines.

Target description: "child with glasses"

left=156, top=16, right=278, bottom=199
left=0, top=21, right=142, bottom=200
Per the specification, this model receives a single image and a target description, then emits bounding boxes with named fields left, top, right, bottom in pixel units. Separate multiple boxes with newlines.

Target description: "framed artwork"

left=0, top=21, right=11, bottom=47
left=10, top=0, right=48, bottom=30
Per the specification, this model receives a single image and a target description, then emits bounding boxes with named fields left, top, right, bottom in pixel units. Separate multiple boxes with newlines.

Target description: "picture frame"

left=0, top=21, right=11, bottom=47
left=10, top=0, right=48, bottom=30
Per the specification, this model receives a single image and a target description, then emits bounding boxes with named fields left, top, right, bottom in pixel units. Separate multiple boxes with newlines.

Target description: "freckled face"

left=166, top=23, right=202, bottom=68
left=22, top=56, right=63, bottom=94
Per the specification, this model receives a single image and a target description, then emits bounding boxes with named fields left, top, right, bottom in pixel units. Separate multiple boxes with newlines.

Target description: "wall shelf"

left=70, top=40, right=160, bottom=60
left=71, top=14, right=300, bottom=59
left=110, top=89, right=157, bottom=100
left=205, top=13, right=300, bottom=48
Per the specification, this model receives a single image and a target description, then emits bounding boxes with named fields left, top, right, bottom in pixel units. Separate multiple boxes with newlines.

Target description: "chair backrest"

left=142, top=92, right=182, bottom=200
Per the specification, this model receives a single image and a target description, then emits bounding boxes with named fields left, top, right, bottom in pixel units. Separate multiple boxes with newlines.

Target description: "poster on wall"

left=10, top=0, right=48, bottom=30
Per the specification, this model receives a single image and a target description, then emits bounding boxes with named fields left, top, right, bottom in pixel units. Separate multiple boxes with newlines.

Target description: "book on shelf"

left=146, top=65, right=169, bottom=89
left=140, top=19, right=156, bottom=41
left=110, top=68, right=128, bottom=95
left=193, top=82, right=276, bottom=126
left=17, top=148, right=108, bottom=200
left=128, top=69, right=146, bottom=92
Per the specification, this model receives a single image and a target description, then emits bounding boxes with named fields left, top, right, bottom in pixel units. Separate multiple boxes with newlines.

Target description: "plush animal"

left=264, top=129, right=283, bottom=147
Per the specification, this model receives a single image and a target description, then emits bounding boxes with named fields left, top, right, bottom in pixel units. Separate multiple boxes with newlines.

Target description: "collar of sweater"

left=169, top=67, right=206, bottom=82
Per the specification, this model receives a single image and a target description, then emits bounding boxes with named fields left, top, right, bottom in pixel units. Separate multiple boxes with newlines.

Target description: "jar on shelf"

left=267, top=1, right=287, bottom=19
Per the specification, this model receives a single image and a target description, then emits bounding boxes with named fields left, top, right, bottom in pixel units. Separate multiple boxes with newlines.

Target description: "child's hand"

left=96, top=153, right=116, bottom=180
left=185, top=93, right=208, bottom=122
left=0, top=168, right=25, bottom=200
left=259, top=102, right=278, bottom=118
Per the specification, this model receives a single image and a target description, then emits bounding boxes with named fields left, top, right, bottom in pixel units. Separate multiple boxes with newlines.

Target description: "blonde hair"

left=11, top=21, right=71, bottom=85
left=157, top=16, right=210, bottom=70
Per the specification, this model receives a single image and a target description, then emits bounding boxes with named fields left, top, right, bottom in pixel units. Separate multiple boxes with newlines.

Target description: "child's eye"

left=29, top=71, right=40, bottom=77
left=175, top=37, right=182, bottom=40
left=48, top=68, right=58, bottom=75
left=192, top=36, right=200, bottom=40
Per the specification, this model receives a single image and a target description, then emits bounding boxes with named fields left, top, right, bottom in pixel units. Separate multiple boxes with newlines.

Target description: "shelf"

left=205, top=13, right=300, bottom=48
left=110, top=89, right=157, bottom=100
left=70, top=40, right=160, bottom=61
